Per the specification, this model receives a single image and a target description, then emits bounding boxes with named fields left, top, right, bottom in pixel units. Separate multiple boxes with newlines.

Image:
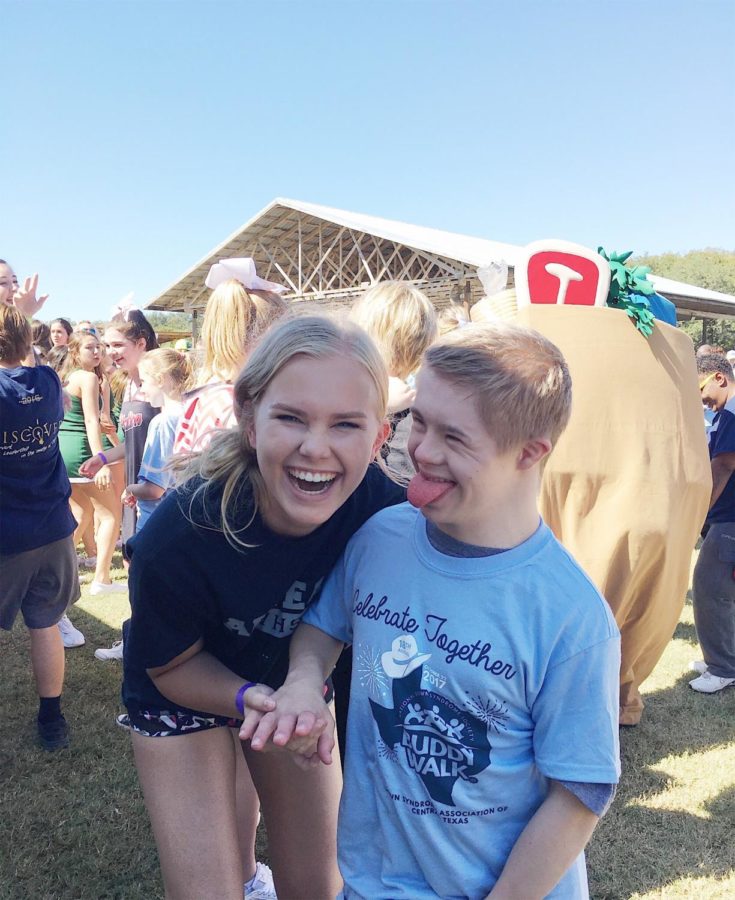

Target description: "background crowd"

left=1, top=254, right=733, bottom=899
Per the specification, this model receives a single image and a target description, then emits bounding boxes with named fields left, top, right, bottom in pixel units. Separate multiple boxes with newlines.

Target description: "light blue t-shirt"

left=304, top=503, right=621, bottom=900
left=136, top=410, right=179, bottom=531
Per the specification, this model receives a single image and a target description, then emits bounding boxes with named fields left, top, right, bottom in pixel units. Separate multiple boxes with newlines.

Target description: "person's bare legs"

left=70, top=484, right=93, bottom=550
left=244, top=738, right=343, bottom=900
left=109, top=462, right=125, bottom=541
left=82, top=522, right=97, bottom=558
left=132, top=727, right=244, bottom=900
left=28, top=625, right=65, bottom=697
left=231, top=730, right=260, bottom=881
left=80, top=483, right=122, bottom=584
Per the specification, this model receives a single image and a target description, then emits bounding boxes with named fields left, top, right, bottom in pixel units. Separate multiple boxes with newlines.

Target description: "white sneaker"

left=244, top=862, right=277, bottom=899
left=689, top=671, right=735, bottom=693
left=57, top=614, right=85, bottom=648
left=689, top=660, right=708, bottom=675
left=94, top=640, right=124, bottom=661
left=89, top=580, right=128, bottom=596
left=77, top=554, right=97, bottom=569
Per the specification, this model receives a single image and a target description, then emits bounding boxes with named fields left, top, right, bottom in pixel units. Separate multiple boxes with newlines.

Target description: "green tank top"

left=58, top=373, right=113, bottom=477
left=59, top=395, right=92, bottom=479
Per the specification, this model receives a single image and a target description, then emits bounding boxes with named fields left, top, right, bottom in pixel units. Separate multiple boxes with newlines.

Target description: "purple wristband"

left=235, top=681, right=256, bottom=717
left=97, top=451, right=108, bottom=465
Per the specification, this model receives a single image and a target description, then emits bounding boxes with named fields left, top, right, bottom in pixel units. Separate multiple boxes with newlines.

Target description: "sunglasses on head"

left=698, top=373, right=716, bottom=391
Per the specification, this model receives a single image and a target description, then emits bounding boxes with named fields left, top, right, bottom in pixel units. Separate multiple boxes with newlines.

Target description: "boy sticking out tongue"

left=243, top=322, right=621, bottom=900
left=406, top=471, right=453, bottom=509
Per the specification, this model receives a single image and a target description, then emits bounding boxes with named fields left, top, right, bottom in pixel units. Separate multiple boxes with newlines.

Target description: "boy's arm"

left=241, top=623, right=344, bottom=764
left=487, top=781, right=599, bottom=900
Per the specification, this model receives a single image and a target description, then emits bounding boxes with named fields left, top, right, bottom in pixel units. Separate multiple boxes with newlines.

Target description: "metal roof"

left=146, top=198, right=735, bottom=319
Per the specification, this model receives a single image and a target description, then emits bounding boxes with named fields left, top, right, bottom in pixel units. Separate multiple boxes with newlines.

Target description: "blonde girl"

left=350, top=281, right=437, bottom=472
left=122, top=349, right=192, bottom=530
left=166, top=265, right=288, bottom=898
left=122, top=315, right=405, bottom=900
left=58, top=331, right=125, bottom=596
left=173, top=272, right=288, bottom=455
left=351, top=281, right=437, bottom=412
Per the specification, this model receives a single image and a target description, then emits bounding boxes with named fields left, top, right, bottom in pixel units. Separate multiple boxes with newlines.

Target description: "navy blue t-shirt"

left=122, top=464, right=406, bottom=714
left=707, top=396, right=735, bottom=524
left=0, top=365, right=76, bottom=554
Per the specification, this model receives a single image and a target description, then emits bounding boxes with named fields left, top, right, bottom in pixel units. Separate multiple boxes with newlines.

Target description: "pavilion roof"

left=146, top=198, right=735, bottom=319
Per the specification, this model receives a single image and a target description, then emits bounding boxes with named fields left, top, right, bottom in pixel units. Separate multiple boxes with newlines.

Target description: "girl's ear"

left=371, top=420, right=391, bottom=458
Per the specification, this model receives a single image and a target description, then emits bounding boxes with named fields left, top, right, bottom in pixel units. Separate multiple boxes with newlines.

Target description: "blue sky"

left=3, top=0, right=734, bottom=321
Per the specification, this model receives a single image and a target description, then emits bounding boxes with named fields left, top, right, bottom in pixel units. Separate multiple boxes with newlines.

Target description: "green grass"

left=1, top=554, right=733, bottom=899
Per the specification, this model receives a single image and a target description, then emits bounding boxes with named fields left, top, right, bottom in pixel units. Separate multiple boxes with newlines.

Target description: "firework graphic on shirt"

left=356, top=643, right=388, bottom=697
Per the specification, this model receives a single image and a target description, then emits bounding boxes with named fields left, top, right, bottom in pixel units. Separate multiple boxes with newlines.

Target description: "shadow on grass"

left=587, top=671, right=735, bottom=899
left=673, top=619, right=699, bottom=643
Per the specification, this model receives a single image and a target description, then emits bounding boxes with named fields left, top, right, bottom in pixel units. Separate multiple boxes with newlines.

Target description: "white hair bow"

left=476, top=261, right=508, bottom=299
left=205, top=258, right=287, bottom=294
left=110, top=292, right=137, bottom=321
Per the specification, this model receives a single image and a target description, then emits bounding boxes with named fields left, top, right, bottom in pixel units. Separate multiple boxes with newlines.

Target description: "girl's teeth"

left=290, top=470, right=335, bottom=483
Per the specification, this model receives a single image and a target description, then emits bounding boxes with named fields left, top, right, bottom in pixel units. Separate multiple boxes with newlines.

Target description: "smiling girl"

left=121, top=315, right=405, bottom=899
left=96, top=311, right=160, bottom=552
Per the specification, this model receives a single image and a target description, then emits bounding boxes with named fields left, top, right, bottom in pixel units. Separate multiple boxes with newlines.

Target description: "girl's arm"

left=148, top=640, right=275, bottom=720
left=127, top=480, right=166, bottom=501
left=387, top=376, right=415, bottom=415
left=79, top=440, right=125, bottom=477
left=241, top=623, right=344, bottom=762
left=487, top=781, right=599, bottom=900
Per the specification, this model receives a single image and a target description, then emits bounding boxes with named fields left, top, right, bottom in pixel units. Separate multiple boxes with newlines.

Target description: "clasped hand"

left=239, top=682, right=335, bottom=771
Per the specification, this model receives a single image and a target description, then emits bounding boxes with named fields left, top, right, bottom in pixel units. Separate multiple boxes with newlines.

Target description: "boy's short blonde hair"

left=350, top=281, right=437, bottom=381
left=423, top=322, right=572, bottom=451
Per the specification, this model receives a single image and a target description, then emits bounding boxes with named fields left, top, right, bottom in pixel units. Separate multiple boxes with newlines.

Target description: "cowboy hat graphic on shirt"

left=381, top=635, right=432, bottom=679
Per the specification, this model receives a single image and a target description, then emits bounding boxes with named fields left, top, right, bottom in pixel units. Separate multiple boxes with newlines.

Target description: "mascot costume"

left=474, top=241, right=711, bottom=724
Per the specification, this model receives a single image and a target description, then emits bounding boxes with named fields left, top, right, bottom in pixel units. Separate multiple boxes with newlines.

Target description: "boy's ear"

left=517, top=437, right=552, bottom=470
left=372, top=420, right=391, bottom=458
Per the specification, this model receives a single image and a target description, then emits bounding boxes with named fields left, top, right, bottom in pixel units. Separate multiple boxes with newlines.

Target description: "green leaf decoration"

left=598, top=246, right=656, bottom=338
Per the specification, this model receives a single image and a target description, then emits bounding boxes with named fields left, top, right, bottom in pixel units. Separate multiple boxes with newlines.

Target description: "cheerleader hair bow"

left=110, top=292, right=137, bottom=321
left=205, top=258, right=287, bottom=294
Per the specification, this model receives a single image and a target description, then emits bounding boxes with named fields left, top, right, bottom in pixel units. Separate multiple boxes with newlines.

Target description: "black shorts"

left=127, top=682, right=334, bottom=738
left=126, top=707, right=241, bottom=737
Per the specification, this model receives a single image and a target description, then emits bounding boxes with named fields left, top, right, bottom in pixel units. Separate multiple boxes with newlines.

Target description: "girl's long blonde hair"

left=196, top=280, right=289, bottom=385
left=178, top=314, right=389, bottom=549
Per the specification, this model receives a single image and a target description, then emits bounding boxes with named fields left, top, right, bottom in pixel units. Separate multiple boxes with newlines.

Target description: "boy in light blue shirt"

left=244, top=322, right=621, bottom=899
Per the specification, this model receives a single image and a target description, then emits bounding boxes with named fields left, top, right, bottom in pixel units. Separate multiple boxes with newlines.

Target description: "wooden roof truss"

left=157, top=207, right=482, bottom=313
